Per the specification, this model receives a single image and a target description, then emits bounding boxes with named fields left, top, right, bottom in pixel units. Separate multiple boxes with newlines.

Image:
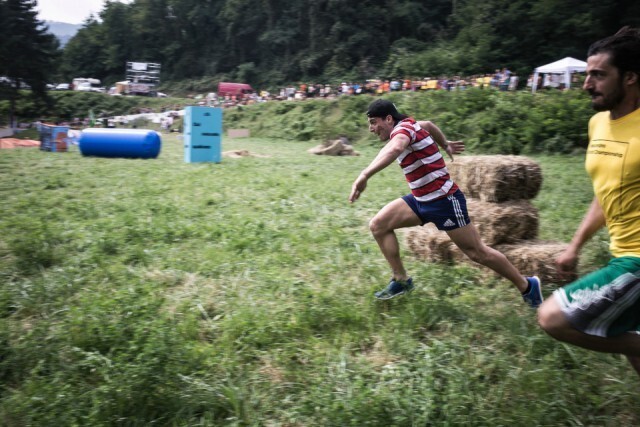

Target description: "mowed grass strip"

left=0, top=136, right=637, bottom=425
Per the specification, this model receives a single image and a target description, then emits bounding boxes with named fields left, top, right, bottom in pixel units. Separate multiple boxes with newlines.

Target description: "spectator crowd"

left=207, top=68, right=528, bottom=108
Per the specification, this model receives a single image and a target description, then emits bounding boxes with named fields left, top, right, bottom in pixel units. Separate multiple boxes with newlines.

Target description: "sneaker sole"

left=374, top=287, right=414, bottom=300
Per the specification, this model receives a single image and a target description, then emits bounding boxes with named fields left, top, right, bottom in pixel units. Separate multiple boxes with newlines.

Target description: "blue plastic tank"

left=79, top=128, right=161, bottom=158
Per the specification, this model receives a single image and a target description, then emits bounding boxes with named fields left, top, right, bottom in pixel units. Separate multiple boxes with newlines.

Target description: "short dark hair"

left=588, top=26, right=640, bottom=83
left=366, top=99, right=408, bottom=122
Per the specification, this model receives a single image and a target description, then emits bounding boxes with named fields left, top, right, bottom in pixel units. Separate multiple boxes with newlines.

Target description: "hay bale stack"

left=447, top=155, right=542, bottom=202
left=404, top=155, right=576, bottom=284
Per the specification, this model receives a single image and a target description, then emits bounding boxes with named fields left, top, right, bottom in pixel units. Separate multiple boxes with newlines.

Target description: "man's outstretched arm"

left=349, top=134, right=410, bottom=203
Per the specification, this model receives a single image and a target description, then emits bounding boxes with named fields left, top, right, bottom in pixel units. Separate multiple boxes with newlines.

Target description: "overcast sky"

left=36, top=0, right=132, bottom=24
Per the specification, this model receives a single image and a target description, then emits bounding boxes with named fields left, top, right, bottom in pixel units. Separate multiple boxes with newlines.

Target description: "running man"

left=537, top=27, right=640, bottom=376
left=349, top=99, right=542, bottom=306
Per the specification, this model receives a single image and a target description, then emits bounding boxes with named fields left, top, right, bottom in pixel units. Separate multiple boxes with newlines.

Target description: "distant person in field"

left=348, top=99, right=542, bottom=306
left=537, top=27, right=640, bottom=377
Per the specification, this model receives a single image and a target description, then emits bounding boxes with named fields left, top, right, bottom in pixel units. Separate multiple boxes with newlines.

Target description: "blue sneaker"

left=522, top=276, right=543, bottom=308
left=375, top=278, right=414, bottom=300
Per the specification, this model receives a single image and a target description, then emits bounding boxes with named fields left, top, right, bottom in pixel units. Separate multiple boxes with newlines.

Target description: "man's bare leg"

left=539, top=297, right=640, bottom=377
left=627, top=356, right=640, bottom=376
left=447, top=224, right=528, bottom=292
left=369, top=198, right=422, bottom=280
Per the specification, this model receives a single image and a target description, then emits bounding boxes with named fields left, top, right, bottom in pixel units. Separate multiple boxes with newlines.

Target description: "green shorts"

left=553, top=256, right=640, bottom=337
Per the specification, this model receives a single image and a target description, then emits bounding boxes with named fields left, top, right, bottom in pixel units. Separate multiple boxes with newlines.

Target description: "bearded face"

left=584, top=52, right=627, bottom=112
left=587, top=76, right=626, bottom=112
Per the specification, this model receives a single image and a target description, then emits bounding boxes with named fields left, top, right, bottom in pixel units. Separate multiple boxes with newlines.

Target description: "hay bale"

left=404, top=199, right=538, bottom=248
left=467, top=199, right=538, bottom=245
left=405, top=226, right=575, bottom=285
left=223, top=149, right=251, bottom=158
left=496, top=241, right=577, bottom=285
left=308, top=137, right=359, bottom=156
left=222, top=150, right=269, bottom=158
left=405, top=224, right=457, bottom=263
left=447, top=155, right=542, bottom=202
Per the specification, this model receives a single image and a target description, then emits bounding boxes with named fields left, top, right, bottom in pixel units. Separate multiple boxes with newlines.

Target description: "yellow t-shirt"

left=585, top=108, right=640, bottom=257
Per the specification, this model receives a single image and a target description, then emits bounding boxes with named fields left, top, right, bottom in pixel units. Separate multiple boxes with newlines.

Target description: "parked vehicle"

left=72, top=78, right=104, bottom=92
left=217, top=82, right=254, bottom=99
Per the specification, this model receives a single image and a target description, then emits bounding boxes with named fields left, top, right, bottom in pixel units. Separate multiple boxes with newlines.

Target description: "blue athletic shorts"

left=402, top=189, right=471, bottom=231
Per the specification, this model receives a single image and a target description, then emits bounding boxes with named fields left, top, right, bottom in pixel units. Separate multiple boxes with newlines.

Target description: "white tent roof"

left=532, top=57, right=587, bottom=93
left=535, top=57, right=587, bottom=74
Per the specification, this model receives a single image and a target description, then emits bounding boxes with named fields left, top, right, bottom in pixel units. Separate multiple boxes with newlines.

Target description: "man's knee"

left=460, top=245, right=490, bottom=265
left=627, top=355, right=640, bottom=376
left=537, top=297, right=568, bottom=336
left=369, top=215, right=387, bottom=237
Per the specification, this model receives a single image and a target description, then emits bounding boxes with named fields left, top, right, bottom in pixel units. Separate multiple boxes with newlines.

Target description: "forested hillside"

left=59, top=0, right=640, bottom=88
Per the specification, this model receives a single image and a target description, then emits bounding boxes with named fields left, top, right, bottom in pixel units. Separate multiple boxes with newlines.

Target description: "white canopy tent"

left=531, top=57, right=587, bottom=93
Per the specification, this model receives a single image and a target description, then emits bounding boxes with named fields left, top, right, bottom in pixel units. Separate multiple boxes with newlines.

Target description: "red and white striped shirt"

left=391, top=118, right=458, bottom=202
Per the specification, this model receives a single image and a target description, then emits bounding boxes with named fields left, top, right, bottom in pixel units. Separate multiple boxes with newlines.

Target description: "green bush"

left=224, top=89, right=593, bottom=154
left=3, top=88, right=592, bottom=154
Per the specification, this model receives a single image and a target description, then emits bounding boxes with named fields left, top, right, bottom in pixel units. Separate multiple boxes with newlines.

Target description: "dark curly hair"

left=588, top=26, right=640, bottom=85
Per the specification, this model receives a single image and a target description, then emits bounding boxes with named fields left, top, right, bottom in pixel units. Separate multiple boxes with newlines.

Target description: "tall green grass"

left=0, top=136, right=637, bottom=426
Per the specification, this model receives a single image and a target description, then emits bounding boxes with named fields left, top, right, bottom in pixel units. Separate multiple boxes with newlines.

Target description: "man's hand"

left=556, top=247, right=579, bottom=278
left=349, top=173, right=368, bottom=203
left=555, top=198, right=604, bottom=279
left=445, top=140, right=465, bottom=161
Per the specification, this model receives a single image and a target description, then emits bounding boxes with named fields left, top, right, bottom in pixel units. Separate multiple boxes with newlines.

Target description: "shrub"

left=224, top=89, right=592, bottom=154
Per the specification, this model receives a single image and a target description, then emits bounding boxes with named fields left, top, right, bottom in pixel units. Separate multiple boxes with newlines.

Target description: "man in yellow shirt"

left=538, top=27, right=640, bottom=377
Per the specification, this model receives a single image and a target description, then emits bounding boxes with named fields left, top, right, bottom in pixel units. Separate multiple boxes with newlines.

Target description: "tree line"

left=1, top=0, right=639, bottom=102
left=58, top=0, right=640, bottom=87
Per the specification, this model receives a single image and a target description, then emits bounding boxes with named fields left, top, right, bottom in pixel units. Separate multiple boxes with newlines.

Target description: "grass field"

left=1, top=135, right=638, bottom=426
